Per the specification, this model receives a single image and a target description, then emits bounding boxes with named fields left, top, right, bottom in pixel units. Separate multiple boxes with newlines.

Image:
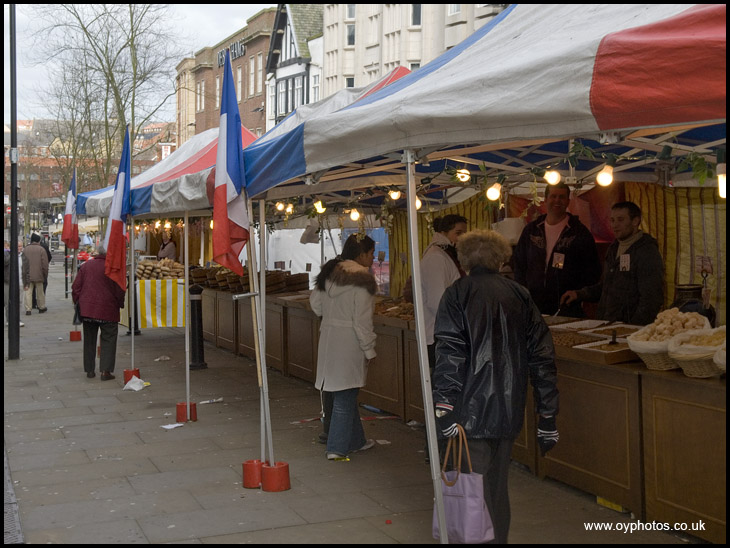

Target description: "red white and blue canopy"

left=77, top=126, right=257, bottom=217
left=242, top=3, right=726, bottom=199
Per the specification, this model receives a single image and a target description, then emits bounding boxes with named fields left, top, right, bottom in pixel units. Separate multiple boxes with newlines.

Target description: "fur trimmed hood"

left=327, top=259, right=377, bottom=295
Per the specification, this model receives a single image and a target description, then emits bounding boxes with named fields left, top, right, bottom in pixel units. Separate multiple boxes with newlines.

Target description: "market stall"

left=239, top=4, right=725, bottom=543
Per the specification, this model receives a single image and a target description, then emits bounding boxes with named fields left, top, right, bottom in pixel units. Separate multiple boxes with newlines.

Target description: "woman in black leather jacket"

left=432, top=229, right=559, bottom=544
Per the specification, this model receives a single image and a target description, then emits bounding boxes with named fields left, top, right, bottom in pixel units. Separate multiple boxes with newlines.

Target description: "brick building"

left=176, top=7, right=276, bottom=146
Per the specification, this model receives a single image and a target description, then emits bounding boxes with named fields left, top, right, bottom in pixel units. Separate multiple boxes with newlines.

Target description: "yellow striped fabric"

left=137, top=279, right=187, bottom=328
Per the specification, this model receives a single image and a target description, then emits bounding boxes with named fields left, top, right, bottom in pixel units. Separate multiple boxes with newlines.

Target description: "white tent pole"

left=257, top=199, right=274, bottom=464
left=403, top=149, right=447, bottom=543
left=184, top=211, right=191, bottom=420
left=130, top=216, right=135, bottom=372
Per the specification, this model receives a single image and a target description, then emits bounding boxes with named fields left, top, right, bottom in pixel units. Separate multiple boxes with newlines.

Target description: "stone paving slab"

left=5, top=265, right=698, bottom=544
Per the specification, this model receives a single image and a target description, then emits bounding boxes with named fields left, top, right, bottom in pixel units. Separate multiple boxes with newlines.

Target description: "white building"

left=321, top=4, right=507, bottom=96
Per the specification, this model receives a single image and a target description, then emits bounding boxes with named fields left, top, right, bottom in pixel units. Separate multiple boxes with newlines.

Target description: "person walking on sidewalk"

left=4, top=241, right=24, bottom=327
left=22, top=234, right=49, bottom=316
left=310, top=234, right=378, bottom=460
left=432, top=230, right=559, bottom=544
left=72, top=245, right=126, bottom=380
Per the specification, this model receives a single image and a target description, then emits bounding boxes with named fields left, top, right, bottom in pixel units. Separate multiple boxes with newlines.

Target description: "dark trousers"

left=458, top=438, right=513, bottom=544
left=82, top=321, right=119, bottom=373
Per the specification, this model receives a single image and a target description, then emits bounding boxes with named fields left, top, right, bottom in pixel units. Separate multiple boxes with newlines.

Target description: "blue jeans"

left=326, top=388, right=366, bottom=456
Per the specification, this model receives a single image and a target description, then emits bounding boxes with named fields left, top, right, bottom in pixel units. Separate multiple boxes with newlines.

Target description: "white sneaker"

left=327, top=452, right=347, bottom=460
left=19, top=321, right=25, bottom=327
left=353, top=439, right=375, bottom=453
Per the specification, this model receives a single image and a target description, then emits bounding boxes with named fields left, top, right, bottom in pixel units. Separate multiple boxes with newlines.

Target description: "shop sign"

left=218, top=39, right=246, bottom=67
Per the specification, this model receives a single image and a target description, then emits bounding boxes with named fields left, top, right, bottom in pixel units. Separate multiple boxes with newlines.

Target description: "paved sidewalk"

left=5, top=264, right=700, bottom=544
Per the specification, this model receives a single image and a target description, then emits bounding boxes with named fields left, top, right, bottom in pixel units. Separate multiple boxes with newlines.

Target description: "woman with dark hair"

left=419, top=214, right=468, bottom=370
left=310, top=234, right=378, bottom=460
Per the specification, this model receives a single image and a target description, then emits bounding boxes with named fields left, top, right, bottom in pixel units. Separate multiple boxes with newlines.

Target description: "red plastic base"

left=176, top=402, right=197, bottom=422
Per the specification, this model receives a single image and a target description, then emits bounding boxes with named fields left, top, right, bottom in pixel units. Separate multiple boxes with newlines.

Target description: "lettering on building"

left=218, top=39, right=246, bottom=67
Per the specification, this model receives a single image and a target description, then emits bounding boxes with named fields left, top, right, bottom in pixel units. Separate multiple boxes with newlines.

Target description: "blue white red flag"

left=61, top=168, right=79, bottom=249
left=103, top=126, right=132, bottom=291
left=212, top=49, right=249, bottom=276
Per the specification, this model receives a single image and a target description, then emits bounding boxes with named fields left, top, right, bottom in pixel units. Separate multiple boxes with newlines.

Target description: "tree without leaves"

left=27, top=4, right=183, bottom=193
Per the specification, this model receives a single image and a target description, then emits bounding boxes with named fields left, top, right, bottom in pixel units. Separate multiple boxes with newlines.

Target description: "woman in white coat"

left=420, top=214, right=468, bottom=370
left=310, top=234, right=377, bottom=460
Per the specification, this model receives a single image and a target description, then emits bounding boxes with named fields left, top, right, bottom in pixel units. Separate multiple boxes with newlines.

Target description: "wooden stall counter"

left=538, top=358, right=646, bottom=518
left=641, top=368, right=726, bottom=544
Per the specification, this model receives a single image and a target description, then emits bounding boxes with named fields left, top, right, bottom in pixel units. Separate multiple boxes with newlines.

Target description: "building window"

left=200, top=80, right=205, bottom=110
left=294, top=76, right=303, bottom=109
left=346, top=4, right=356, bottom=19
left=448, top=4, right=461, bottom=16
left=311, top=74, right=320, bottom=103
left=346, top=24, right=356, bottom=46
left=249, top=56, right=255, bottom=97
left=346, top=77, right=355, bottom=88
left=257, top=53, right=263, bottom=94
left=278, top=80, right=286, bottom=116
left=237, top=66, right=242, bottom=102
left=196, top=82, right=201, bottom=111
left=410, top=62, right=421, bottom=70
left=215, top=76, right=220, bottom=109
left=269, top=81, right=276, bottom=117
left=411, top=4, right=422, bottom=26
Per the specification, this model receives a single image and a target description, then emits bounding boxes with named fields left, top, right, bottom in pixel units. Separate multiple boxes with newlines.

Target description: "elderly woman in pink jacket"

left=72, top=245, right=127, bottom=380
left=310, top=234, right=377, bottom=460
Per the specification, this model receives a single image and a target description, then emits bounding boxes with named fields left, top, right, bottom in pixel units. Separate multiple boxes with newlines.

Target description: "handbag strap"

left=440, top=424, right=474, bottom=486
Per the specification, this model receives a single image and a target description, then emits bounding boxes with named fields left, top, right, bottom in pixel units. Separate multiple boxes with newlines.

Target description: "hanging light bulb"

left=388, top=188, right=401, bottom=201
left=415, top=197, right=422, bottom=210
left=275, top=202, right=285, bottom=211
left=718, top=149, right=726, bottom=199
left=209, top=219, right=214, bottom=229
left=718, top=163, right=726, bottom=199
left=285, top=203, right=294, bottom=215
left=455, top=168, right=471, bottom=183
left=486, top=183, right=502, bottom=201
left=596, top=165, right=614, bottom=187
left=154, top=220, right=161, bottom=229
left=314, top=200, right=326, bottom=214
left=350, top=208, right=360, bottom=221
left=544, top=170, right=561, bottom=185
left=164, top=220, right=172, bottom=230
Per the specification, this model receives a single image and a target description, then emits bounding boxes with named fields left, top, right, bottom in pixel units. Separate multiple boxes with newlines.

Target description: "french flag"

left=103, top=126, right=132, bottom=291
left=212, top=49, right=249, bottom=276
left=61, top=168, right=79, bottom=249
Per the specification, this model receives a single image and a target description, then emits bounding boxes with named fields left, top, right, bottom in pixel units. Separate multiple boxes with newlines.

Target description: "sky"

left=3, top=4, right=275, bottom=123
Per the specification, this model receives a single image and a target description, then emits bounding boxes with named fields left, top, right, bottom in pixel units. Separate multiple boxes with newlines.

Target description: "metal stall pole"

left=130, top=216, right=136, bottom=372
left=403, top=149, right=447, bottom=543
left=254, top=199, right=274, bottom=464
left=184, top=211, right=191, bottom=420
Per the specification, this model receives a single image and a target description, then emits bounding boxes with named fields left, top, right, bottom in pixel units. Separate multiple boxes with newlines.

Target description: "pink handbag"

left=432, top=425, right=495, bottom=543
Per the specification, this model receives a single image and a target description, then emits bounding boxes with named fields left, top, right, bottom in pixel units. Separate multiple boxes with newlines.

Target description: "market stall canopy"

left=242, top=4, right=726, bottom=201
left=77, top=126, right=258, bottom=217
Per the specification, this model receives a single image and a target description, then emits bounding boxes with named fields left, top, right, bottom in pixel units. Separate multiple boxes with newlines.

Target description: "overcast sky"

left=4, top=4, right=275, bottom=123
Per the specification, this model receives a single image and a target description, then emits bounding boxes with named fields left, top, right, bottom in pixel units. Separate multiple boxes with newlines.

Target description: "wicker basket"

left=635, top=351, right=679, bottom=371
left=669, top=351, right=723, bottom=378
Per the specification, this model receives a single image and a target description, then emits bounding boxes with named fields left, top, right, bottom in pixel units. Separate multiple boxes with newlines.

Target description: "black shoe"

left=38, top=308, right=48, bottom=313
left=25, top=311, right=31, bottom=316
left=100, top=372, right=115, bottom=381
left=318, top=432, right=328, bottom=444
left=87, top=371, right=96, bottom=378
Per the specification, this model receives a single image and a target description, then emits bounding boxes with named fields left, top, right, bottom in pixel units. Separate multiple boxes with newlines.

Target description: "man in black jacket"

left=433, top=229, right=559, bottom=544
left=512, top=183, right=601, bottom=317
left=560, top=201, right=664, bottom=325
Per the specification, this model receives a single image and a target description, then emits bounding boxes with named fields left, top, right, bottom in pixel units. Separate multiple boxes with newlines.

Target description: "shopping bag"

left=432, top=424, right=495, bottom=543
left=72, top=302, right=83, bottom=326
